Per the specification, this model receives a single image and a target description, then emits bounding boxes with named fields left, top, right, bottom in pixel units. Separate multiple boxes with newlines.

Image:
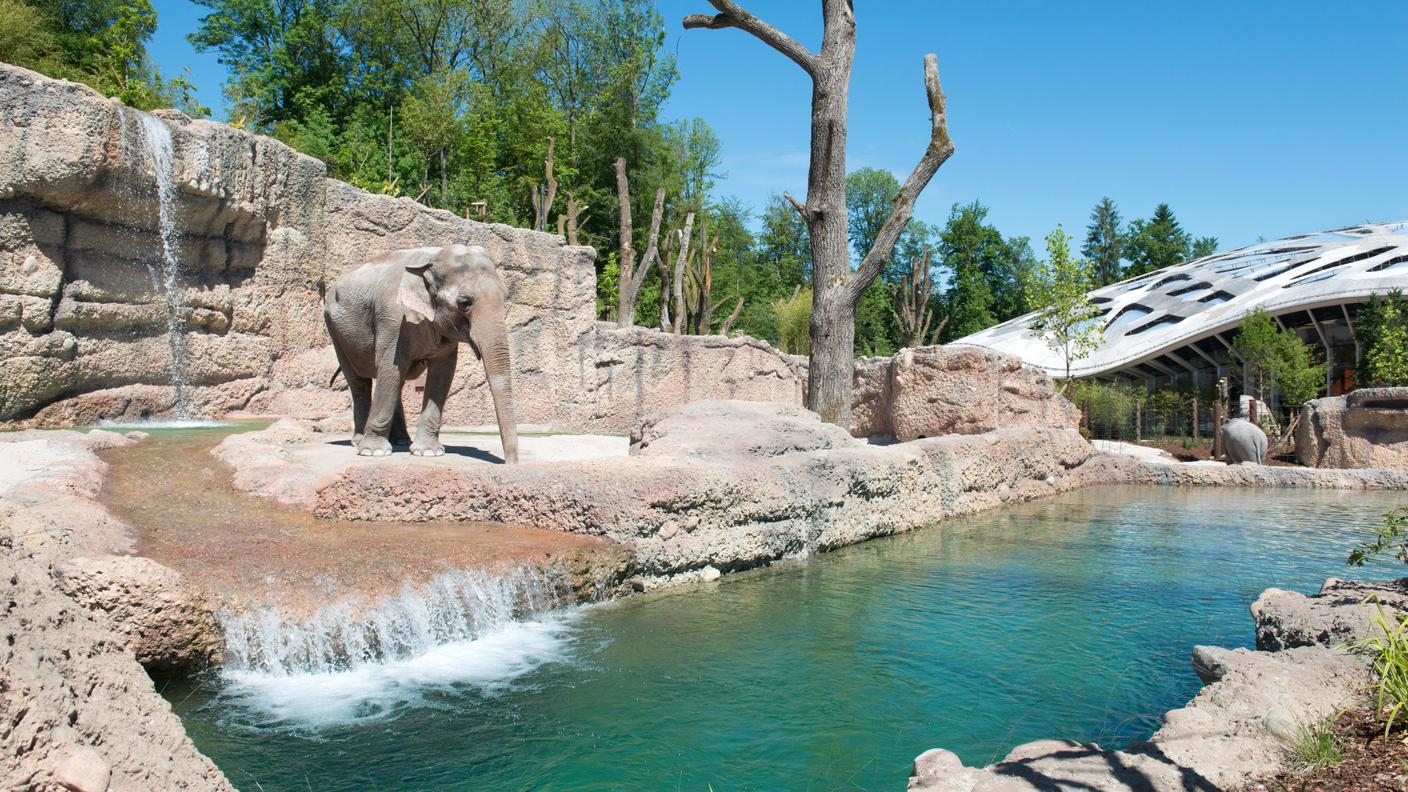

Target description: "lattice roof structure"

left=954, top=221, right=1408, bottom=387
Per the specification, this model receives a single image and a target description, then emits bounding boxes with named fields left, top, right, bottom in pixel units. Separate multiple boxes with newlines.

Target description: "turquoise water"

left=164, top=485, right=1405, bottom=791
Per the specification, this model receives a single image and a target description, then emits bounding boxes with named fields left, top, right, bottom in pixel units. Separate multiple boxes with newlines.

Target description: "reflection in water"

left=164, top=485, right=1406, bottom=792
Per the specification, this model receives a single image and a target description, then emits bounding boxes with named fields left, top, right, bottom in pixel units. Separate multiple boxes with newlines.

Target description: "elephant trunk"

left=471, top=312, right=519, bottom=464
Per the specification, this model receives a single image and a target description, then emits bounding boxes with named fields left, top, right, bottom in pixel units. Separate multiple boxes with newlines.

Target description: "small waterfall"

left=219, top=567, right=569, bottom=676
left=135, top=113, right=191, bottom=416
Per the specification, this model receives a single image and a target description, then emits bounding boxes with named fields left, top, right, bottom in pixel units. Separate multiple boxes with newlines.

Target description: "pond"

left=160, top=484, right=1404, bottom=791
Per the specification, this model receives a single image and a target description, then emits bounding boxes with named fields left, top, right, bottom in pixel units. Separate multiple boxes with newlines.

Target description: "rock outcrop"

left=852, top=345, right=1078, bottom=440
left=227, top=400, right=1097, bottom=585
left=1297, top=387, right=1408, bottom=469
left=0, top=429, right=232, bottom=790
left=1252, top=577, right=1408, bottom=652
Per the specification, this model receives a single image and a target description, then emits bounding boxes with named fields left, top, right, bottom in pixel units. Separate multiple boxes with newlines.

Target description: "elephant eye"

left=456, top=295, right=474, bottom=311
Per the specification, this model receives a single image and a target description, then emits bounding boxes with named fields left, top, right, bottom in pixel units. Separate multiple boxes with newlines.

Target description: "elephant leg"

left=359, top=363, right=405, bottom=457
left=390, top=401, right=412, bottom=449
left=347, top=373, right=373, bottom=445
left=413, top=348, right=457, bottom=457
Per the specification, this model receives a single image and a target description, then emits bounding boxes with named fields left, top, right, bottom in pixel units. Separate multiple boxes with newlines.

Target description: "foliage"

left=1355, top=291, right=1408, bottom=388
left=1232, top=308, right=1323, bottom=407
left=772, top=288, right=812, bottom=356
left=1124, top=203, right=1191, bottom=277
left=1031, top=226, right=1104, bottom=386
left=1348, top=506, right=1408, bottom=567
left=1346, top=603, right=1408, bottom=737
left=1281, top=714, right=1343, bottom=773
left=1191, top=235, right=1219, bottom=259
left=1082, top=196, right=1124, bottom=286
left=2, top=0, right=209, bottom=115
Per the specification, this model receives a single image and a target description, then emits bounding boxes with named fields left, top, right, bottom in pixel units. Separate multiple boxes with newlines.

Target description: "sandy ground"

left=96, top=427, right=624, bottom=612
left=1092, top=439, right=1222, bottom=466
left=286, top=429, right=629, bottom=480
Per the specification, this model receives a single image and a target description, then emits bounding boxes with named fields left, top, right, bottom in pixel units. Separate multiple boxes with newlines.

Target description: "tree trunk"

left=685, top=1, right=953, bottom=428
left=671, top=213, right=695, bottom=335
left=615, top=159, right=636, bottom=324
left=720, top=296, right=745, bottom=336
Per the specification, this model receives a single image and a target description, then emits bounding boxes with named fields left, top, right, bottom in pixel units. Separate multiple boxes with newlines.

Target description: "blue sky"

left=148, top=0, right=1407, bottom=252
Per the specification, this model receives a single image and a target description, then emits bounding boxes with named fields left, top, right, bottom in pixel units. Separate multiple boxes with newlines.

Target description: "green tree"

left=1232, top=308, right=1324, bottom=408
left=1356, top=291, right=1408, bottom=387
left=1191, top=235, right=1219, bottom=260
left=1081, top=196, right=1124, bottom=286
left=939, top=202, right=1008, bottom=339
left=5, top=0, right=208, bottom=114
left=1124, top=203, right=1191, bottom=276
left=1031, top=226, right=1103, bottom=388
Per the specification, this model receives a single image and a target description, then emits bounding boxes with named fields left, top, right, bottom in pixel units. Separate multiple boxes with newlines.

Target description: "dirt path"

left=97, top=426, right=617, bottom=611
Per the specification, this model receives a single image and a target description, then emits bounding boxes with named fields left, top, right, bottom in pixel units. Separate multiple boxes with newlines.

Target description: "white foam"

left=216, top=615, right=577, bottom=727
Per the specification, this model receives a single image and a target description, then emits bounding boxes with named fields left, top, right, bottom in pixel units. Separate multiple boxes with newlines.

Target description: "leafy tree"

left=1232, top=308, right=1323, bottom=408
left=1031, top=226, right=1103, bottom=387
left=938, top=201, right=1009, bottom=339
left=1191, top=236, right=1219, bottom=260
left=5, top=0, right=208, bottom=114
left=1082, top=196, right=1124, bottom=286
left=1356, top=291, right=1408, bottom=387
left=846, top=168, right=900, bottom=264
left=1124, top=203, right=1191, bottom=277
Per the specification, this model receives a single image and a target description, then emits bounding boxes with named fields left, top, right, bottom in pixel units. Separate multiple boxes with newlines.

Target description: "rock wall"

left=1, top=63, right=1074, bottom=438
left=1296, top=387, right=1408, bottom=469
left=0, top=63, right=803, bottom=432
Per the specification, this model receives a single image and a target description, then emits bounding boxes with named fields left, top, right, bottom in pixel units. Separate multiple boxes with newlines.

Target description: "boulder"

left=851, top=345, right=1078, bottom=441
left=1298, top=387, right=1408, bottom=469
left=1252, top=577, right=1408, bottom=651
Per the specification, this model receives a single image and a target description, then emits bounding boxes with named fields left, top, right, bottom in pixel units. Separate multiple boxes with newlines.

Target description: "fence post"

left=1192, top=398, right=1199, bottom=440
left=1212, top=401, right=1224, bottom=459
left=1135, top=399, right=1143, bottom=442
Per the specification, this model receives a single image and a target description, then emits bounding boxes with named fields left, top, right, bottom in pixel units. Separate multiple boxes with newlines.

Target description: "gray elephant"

left=323, top=244, right=518, bottom=462
left=1221, top=417, right=1267, bottom=465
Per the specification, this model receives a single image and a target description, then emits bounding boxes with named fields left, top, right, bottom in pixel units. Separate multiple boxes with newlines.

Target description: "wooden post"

left=1135, top=399, right=1143, bottom=442
left=1249, top=398, right=1259, bottom=427
left=1213, top=401, right=1224, bottom=459
left=1192, top=398, right=1199, bottom=440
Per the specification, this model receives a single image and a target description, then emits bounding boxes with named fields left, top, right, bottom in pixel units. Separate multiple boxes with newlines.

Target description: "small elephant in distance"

left=1221, top=417, right=1267, bottom=465
left=323, top=244, right=519, bottom=462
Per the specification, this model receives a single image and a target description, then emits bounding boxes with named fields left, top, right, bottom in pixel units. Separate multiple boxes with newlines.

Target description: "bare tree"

left=686, top=215, right=719, bottom=334
left=719, top=295, right=745, bottom=336
left=684, top=1, right=954, bottom=427
left=658, top=231, right=674, bottom=331
left=671, top=213, right=696, bottom=334
left=558, top=192, right=587, bottom=245
left=615, top=159, right=666, bottom=328
left=530, top=137, right=557, bottom=232
left=890, top=248, right=946, bottom=347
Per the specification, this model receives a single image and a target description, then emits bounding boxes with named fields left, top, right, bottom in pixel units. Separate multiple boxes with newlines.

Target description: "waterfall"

left=135, top=113, right=191, bottom=416
left=219, top=566, right=570, bottom=676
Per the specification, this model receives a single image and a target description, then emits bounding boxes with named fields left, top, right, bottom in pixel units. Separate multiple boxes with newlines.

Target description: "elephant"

left=1221, top=417, right=1267, bottom=465
left=323, top=244, right=518, bottom=462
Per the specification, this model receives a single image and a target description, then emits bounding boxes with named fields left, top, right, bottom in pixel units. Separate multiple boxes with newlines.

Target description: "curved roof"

left=953, top=220, right=1408, bottom=378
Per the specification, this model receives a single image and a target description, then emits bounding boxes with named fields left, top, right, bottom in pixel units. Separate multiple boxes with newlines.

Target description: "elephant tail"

left=329, top=366, right=343, bottom=388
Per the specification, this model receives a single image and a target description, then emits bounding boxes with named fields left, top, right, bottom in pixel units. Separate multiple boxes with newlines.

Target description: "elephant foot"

left=410, top=443, right=444, bottom=457
left=357, top=436, right=394, bottom=456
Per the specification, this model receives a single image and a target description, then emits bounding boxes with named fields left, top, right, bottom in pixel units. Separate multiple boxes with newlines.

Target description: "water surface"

left=163, top=485, right=1405, bottom=791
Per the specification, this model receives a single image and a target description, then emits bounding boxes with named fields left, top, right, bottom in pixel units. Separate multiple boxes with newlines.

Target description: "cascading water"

left=220, top=566, right=568, bottom=676
left=135, top=113, right=191, bottom=416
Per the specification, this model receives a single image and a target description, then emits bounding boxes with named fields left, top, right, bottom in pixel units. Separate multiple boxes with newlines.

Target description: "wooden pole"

left=1135, top=399, right=1143, bottom=442
left=1213, top=401, right=1224, bottom=459
left=1192, top=398, right=1199, bottom=440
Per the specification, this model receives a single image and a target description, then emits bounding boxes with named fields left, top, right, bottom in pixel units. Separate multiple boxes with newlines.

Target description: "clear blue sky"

left=148, top=0, right=1407, bottom=252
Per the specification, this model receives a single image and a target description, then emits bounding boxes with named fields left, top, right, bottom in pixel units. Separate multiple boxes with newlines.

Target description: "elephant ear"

left=398, top=261, right=436, bottom=324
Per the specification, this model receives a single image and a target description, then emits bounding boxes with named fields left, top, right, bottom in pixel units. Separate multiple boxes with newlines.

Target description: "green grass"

left=1345, top=601, right=1408, bottom=737
left=1281, top=714, right=1343, bottom=773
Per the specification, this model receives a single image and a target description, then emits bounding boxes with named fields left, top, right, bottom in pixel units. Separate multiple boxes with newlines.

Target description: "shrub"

left=1346, top=604, right=1408, bottom=737
left=772, top=288, right=812, bottom=356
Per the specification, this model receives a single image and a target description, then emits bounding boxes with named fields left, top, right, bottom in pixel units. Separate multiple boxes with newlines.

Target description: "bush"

left=771, top=289, right=812, bottom=356
left=1346, top=604, right=1408, bottom=736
